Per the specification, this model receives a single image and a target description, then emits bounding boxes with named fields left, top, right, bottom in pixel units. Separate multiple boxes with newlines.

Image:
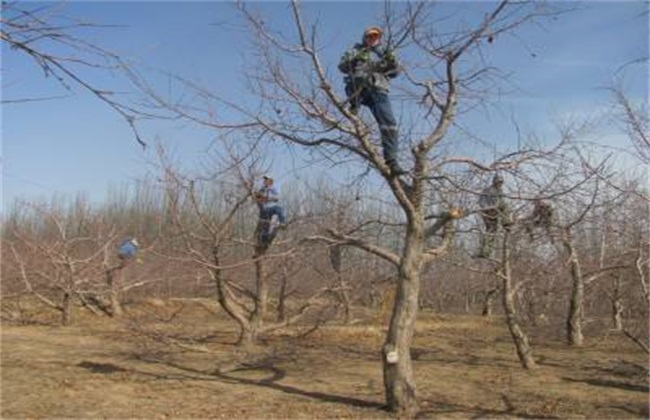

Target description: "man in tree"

left=524, top=200, right=555, bottom=242
left=117, top=238, right=140, bottom=267
left=338, top=26, right=405, bottom=176
left=118, top=238, right=139, bottom=259
left=477, top=174, right=512, bottom=258
left=255, top=175, right=287, bottom=248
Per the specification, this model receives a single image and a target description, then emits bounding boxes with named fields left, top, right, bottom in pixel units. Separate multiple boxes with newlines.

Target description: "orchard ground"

left=1, top=298, right=648, bottom=418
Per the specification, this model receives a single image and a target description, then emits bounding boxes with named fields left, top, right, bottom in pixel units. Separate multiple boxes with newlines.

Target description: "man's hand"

left=353, top=49, right=371, bottom=64
left=384, top=49, right=397, bottom=63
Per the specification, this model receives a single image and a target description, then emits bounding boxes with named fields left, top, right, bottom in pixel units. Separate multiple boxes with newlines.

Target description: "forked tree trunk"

left=499, top=231, right=536, bottom=369
left=382, top=222, right=423, bottom=418
left=237, top=326, right=258, bottom=348
left=562, top=229, right=584, bottom=346
left=210, top=245, right=256, bottom=348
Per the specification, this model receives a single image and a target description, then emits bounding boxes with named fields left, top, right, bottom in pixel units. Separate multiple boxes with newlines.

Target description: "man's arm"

left=377, top=49, right=400, bottom=78
left=338, top=48, right=358, bottom=74
left=266, top=187, right=280, bottom=203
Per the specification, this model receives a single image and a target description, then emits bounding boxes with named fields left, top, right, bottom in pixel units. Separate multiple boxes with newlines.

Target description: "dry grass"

left=1, top=300, right=648, bottom=419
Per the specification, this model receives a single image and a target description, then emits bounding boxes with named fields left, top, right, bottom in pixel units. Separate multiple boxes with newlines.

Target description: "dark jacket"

left=338, top=43, right=400, bottom=93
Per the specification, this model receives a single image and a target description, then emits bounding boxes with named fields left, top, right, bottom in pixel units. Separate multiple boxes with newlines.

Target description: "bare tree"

left=155, top=146, right=333, bottom=348
left=610, top=83, right=650, bottom=165
left=114, top=1, right=566, bottom=414
left=498, top=230, right=537, bottom=369
left=2, top=199, right=119, bottom=325
left=232, top=2, right=561, bottom=415
left=1, top=1, right=150, bottom=146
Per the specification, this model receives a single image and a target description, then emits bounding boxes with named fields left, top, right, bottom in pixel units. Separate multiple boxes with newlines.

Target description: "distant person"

left=117, top=238, right=139, bottom=265
left=338, top=26, right=405, bottom=176
left=255, top=175, right=287, bottom=248
left=477, top=174, right=511, bottom=258
left=524, top=200, right=555, bottom=243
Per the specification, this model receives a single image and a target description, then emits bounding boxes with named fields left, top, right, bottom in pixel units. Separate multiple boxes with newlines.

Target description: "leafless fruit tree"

left=154, top=146, right=335, bottom=349
left=224, top=1, right=559, bottom=415
left=2, top=200, right=119, bottom=324
left=115, top=0, right=567, bottom=414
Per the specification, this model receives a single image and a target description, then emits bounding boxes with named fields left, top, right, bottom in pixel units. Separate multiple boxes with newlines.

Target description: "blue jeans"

left=257, top=204, right=286, bottom=247
left=260, top=204, right=286, bottom=224
left=363, top=89, right=399, bottom=165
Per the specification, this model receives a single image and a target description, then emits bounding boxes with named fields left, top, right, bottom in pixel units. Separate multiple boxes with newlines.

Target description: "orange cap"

left=364, top=26, right=383, bottom=38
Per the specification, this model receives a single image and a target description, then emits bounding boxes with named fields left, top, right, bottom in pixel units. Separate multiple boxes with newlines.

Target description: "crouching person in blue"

left=255, top=175, right=287, bottom=249
left=338, top=26, right=405, bottom=176
left=117, top=237, right=139, bottom=267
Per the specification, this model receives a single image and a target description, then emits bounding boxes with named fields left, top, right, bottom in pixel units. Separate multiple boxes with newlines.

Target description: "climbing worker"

left=117, top=238, right=139, bottom=265
left=477, top=174, right=512, bottom=258
left=524, top=200, right=555, bottom=242
left=338, top=26, right=405, bottom=176
left=255, top=175, right=287, bottom=248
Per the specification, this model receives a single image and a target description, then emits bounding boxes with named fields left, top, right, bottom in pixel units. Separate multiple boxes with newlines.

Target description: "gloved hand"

left=376, top=51, right=398, bottom=75
left=383, top=49, right=397, bottom=63
left=353, top=50, right=371, bottom=64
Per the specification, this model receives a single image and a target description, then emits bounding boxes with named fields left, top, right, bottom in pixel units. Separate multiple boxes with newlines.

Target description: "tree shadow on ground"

left=98, top=354, right=386, bottom=412
left=213, top=365, right=385, bottom=410
left=77, top=360, right=129, bottom=374
left=563, top=377, right=649, bottom=393
left=597, top=403, right=650, bottom=418
left=416, top=394, right=561, bottom=420
left=410, top=346, right=516, bottom=369
left=416, top=407, right=560, bottom=420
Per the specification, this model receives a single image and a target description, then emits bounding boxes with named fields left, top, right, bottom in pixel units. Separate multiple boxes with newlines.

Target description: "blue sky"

left=2, top=1, right=648, bottom=212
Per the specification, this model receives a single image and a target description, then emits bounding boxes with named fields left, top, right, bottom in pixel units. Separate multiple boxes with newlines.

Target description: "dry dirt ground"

left=1, top=299, right=648, bottom=419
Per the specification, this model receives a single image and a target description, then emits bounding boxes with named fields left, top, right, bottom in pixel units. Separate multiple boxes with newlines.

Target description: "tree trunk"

left=250, top=247, right=269, bottom=342
left=482, top=286, right=498, bottom=316
left=237, top=326, right=258, bottom=348
left=499, top=231, right=536, bottom=369
left=382, top=222, right=423, bottom=418
left=276, top=273, right=288, bottom=323
left=339, top=276, right=352, bottom=324
left=611, top=276, right=624, bottom=331
left=369, top=283, right=382, bottom=309
left=62, top=290, right=72, bottom=325
left=562, top=230, right=584, bottom=346
left=210, top=246, right=255, bottom=348
left=106, top=264, right=124, bottom=317
left=612, top=298, right=624, bottom=331
left=329, top=245, right=351, bottom=323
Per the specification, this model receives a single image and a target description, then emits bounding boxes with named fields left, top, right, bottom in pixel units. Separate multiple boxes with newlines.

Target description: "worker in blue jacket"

left=117, top=238, right=139, bottom=262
